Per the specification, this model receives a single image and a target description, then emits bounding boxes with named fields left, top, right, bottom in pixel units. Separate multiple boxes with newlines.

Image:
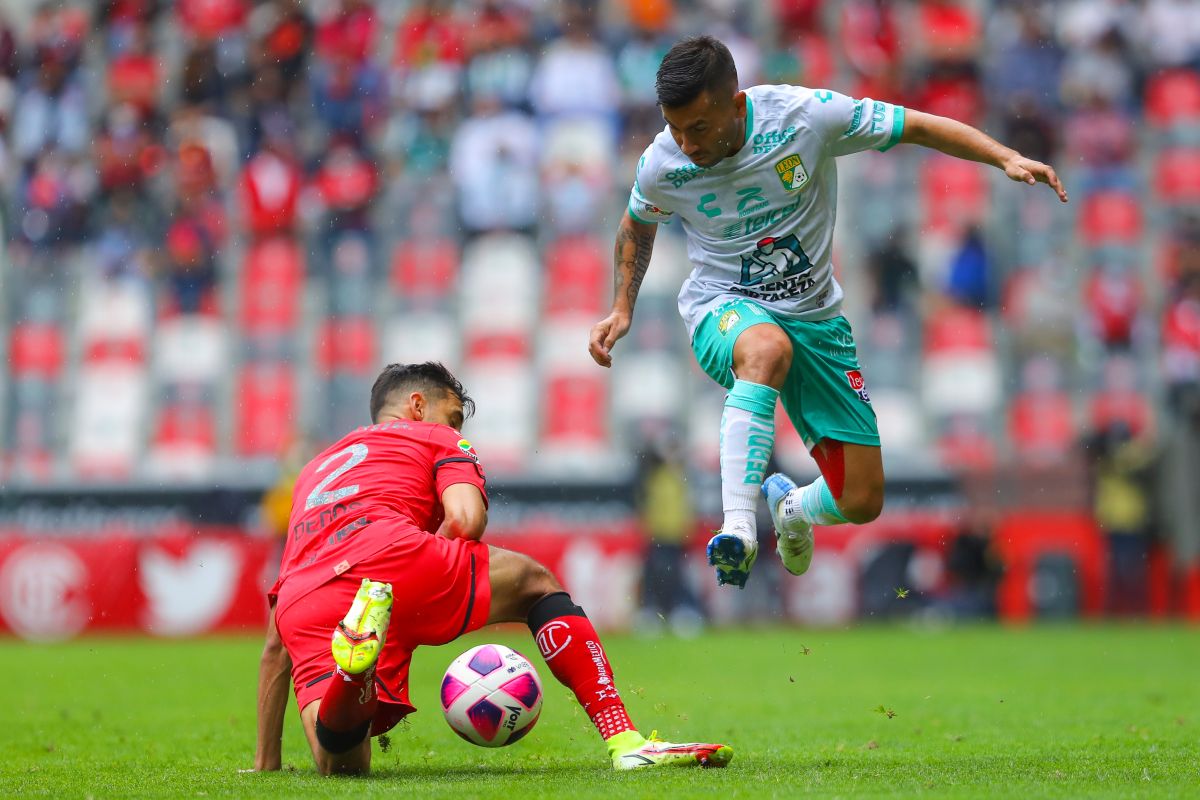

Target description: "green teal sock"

left=788, top=476, right=850, bottom=526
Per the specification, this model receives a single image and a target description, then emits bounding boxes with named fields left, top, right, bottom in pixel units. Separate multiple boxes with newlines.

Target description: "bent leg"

left=300, top=700, right=372, bottom=776
left=814, top=439, right=884, bottom=523
left=486, top=545, right=562, bottom=624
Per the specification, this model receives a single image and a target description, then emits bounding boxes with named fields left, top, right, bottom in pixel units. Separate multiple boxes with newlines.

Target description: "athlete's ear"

left=733, top=90, right=746, bottom=117
left=409, top=391, right=426, bottom=421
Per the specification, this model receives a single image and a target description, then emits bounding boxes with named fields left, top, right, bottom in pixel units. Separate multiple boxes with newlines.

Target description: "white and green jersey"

left=628, top=84, right=905, bottom=337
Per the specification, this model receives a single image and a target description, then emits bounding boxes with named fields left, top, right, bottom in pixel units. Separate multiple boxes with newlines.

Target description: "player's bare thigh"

left=732, top=321, right=792, bottom=389
left=486, top=545, right=562, bottom=624
left=299, top=700, right=372, bottom=776
left=813, top=439, right=884, bottom=523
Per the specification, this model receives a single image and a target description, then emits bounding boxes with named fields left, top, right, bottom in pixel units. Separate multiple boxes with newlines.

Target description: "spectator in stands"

left=985, top=4, right=1063, bottom=115
left=11, top=46, right=89, bottom=165
left=392, top=0, right=464, bottom=113
left=1086, top=419, right=1156, bottom=616
left=945, top=226, right=991, bottom=309
left=1060, top=26, right=1139, bottom=113
left=1064, top=90, right=1137, bottom=196
left=239, top=130, right=302, bottom=240
left=635, top=435, right=704, bottom=636
left=867, top=236, right=919, bottom=316
left=529, top=4, right=620, bottom=133
left=92, top=189, right=157, bottom=281
left=448, top=95, right=538, bottom=235
left=163, top=216, right=217, bottom=314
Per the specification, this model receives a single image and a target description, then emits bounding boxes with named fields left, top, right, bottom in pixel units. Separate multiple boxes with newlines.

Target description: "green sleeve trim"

left=627, top=199, right=655, bottom=224
left=743, top=94, right=755, bottom=145
left=877, top=106, right=905, bottom=152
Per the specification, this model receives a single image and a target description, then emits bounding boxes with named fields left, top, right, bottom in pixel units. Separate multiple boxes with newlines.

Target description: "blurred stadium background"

left=1, top=0, right=1199, bottom=640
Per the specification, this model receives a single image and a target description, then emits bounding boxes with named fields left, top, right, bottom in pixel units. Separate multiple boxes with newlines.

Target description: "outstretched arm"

left=589, top=209, right=658, bottom=368
left=252, top=605, right=291, bottom=771
left=900, top=109, right=1068, bottom=203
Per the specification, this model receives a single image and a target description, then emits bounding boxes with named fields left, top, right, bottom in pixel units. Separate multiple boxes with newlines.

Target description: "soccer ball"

left=440, top=643, right=543, bottom=747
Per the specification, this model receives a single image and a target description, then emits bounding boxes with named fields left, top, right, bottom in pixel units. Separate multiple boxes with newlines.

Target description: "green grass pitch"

left=1, top=625, right=1197, bottom=798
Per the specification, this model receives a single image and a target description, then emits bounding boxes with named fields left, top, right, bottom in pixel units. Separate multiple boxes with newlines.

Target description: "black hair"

left=655, top=35, right=738, bottom=108
left=369, top=362, right=475, bottom=423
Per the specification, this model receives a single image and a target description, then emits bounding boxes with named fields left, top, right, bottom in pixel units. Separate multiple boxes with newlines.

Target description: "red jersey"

left=269, top=420, right=486, bottom=615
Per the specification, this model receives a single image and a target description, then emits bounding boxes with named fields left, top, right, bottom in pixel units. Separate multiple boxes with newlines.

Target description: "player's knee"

left=734, top=326, right=792, bottom=387
left=838, top=483, right=884, bottom=524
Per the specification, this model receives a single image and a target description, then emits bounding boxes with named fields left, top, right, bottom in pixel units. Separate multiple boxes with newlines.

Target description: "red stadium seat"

left=1078, top=191, right=1142, bottom=246
left=544, top=235, right=608, bottom=318
left=923, top=305, right=992, bottom=356
left=390, top=238, right=459, bottom=303
left=1145, top=69, right=1200, bottom=129
left=79, top=279, right=152, bottom=365
left=920, top=155, right=988, bottom=234
left=235, top=363, right=296, bottom=457
left=150, top=400, right=217, bottom=477
left=464, top=330, right=531, bottom=361
left=1009, top=390, right=1075, bottom=467
left=315, top=315, right=378, bottom=376
left=1089, top=390, right=1153, bottom=439
left=240, top=237, right=304, bottom=334
left=1154, top=148, right=1200, bottom=204
left=937, top=418, right=996, bottom=473
left=542, top=373, right=608, bottom=452
left=9, top=322, right=64, bottom=378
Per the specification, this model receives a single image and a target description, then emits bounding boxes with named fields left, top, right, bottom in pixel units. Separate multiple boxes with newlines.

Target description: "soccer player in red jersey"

left=250, top=362, right=732, bottom=774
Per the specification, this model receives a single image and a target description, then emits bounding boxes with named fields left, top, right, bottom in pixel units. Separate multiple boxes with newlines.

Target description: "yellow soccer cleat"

left=331, top=579, right=393, bottom=675
left=607, top=730, right=734, bottom=771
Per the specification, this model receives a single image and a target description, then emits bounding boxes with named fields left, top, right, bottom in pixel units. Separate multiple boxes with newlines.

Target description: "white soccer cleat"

left=762, top=473, right=814, bottom=576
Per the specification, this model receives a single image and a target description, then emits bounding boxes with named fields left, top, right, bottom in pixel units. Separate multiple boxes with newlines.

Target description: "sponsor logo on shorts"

left=717, top=309, right=741, bottom=334
left=845, top=370, right=871, bottom=403
left=536, top=620, right=572, bottom=661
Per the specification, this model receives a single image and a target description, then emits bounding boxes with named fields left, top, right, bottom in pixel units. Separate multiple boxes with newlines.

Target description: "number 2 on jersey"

left=305, top=443, right=368, bottom=510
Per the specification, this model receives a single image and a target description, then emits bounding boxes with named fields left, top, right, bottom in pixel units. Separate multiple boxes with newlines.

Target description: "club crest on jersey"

left=717, top=309, right=741, bottom=335
left=774, top=154, right=809, bottom=192
left=845, top=370, right=871, bottom=403
left=457, top=439, right=480, bottom=462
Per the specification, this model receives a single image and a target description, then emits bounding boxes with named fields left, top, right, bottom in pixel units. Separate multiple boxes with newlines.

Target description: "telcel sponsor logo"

left=751, top=126, right=798, bottom=155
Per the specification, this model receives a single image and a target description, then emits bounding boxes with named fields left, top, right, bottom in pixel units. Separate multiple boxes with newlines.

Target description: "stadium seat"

left=541, top=372, right=610, bottom=462
left=1145, top=69, right=1200, bottom=132
left=315, top=315, right=378, bottom=376
left=8, top=322, right=65, bottom=379
left=235, top=363, right=296, bottom=457
left=458, top=358, right=535, bottom=472
left=1083, top=270, right=1141, bottom=349
left=1078, top=191, right=1142, bottom=247
left=460, top=234, right=540, bottom=357
left=149, top=398, right=217, bottom=479
left=78, top=278, right=152, bottom=365
left=921, top=307, right=1001, bottom=416
left=544, top=235, right=608, bottom=318
left=920, top=154, right=989, bottom=235
left=155, top=315, right=227, bottom=385
left=389, top=237, right=459, bottom=306
left=8, top=378, right=58, bottom=479
left=1009, top=390, right=1076, bottom=467
left=239, top=237, right=304, bottom=335
left=611, top=351, right=686, bottom=423
left=380, top=311, right=462, bottom=367
left=70, top=364, right=148, bottom=478
left=1089, top=389, right=1153, bottom=439
left=937, top=415, right=997, bottom=473
left=1154, top=148, right=1200, bottom=205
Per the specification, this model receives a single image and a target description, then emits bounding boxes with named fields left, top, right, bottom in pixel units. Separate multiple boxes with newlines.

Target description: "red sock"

left=528, top=593, right=636, bottom=741
left=317, top=667, right=378, bottom=732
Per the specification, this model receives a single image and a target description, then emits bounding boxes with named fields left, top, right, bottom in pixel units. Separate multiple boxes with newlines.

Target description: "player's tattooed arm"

left=590, top=211, right=657, bottom=368
left=613, top=212, right=658, bottom=313
left=900, top=109, right=1068, bottom=203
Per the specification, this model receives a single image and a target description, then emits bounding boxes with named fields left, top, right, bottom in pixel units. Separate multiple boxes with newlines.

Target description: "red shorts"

left=275, top=526, right=491, bottom=735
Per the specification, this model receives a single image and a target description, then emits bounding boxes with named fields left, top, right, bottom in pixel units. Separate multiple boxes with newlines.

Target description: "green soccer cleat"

left=763, top=473, right=814, bottom=576
left=331, top=579, right=393, bottom=675
left=607, top=730, right=733, bottom=770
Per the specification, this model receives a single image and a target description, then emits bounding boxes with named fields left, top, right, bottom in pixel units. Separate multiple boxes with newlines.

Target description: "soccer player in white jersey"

left=588, top=36, right=1068, bottom=588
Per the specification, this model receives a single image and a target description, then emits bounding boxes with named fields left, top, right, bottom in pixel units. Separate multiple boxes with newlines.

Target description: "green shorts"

left=691, top=298, right=879, bottom=450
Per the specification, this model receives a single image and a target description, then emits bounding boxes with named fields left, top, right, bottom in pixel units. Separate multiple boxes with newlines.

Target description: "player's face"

left=425, top=392, right=466, bottom=432
left=662, top=89, right=747, bottom=168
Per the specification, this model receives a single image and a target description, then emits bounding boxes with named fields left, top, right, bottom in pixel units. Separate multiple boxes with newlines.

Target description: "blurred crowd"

left=2, top=1, right=1200, bottom=605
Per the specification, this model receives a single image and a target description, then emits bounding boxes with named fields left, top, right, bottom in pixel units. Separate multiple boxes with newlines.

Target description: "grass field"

left=1, top=625, right=1197, bottom=798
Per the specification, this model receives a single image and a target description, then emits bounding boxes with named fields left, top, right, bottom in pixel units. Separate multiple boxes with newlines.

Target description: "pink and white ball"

left=440, top=644, right=543, bottom=747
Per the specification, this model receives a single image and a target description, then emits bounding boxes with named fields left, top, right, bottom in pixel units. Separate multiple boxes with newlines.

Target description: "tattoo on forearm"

left=613, top=222, right=655, bottom=310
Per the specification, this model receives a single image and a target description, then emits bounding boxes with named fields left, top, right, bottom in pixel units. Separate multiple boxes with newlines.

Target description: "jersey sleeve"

left=627, top=145, right=674, bottom=224
left=430, top=427, right=488, bottom=507
left=809, top=89, right=906, bottom=157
